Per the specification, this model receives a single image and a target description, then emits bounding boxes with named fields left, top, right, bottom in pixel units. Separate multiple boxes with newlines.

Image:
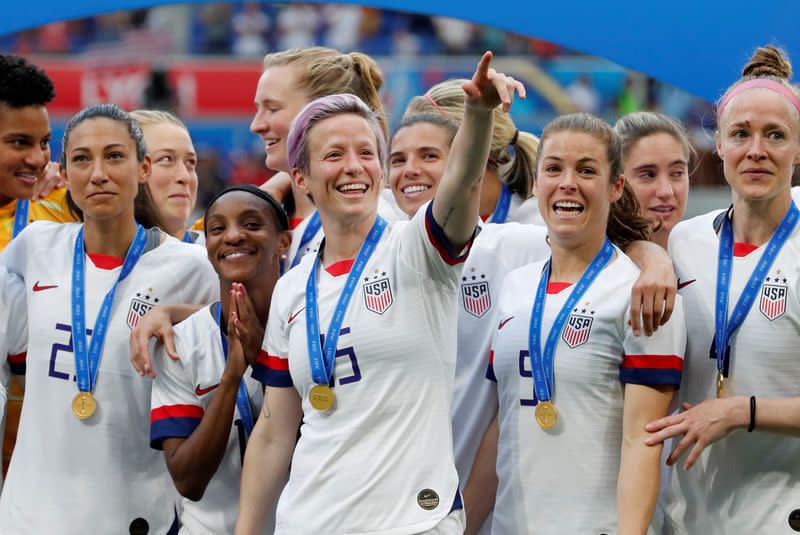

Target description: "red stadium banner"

left=35, top=59, right=263, bottom=117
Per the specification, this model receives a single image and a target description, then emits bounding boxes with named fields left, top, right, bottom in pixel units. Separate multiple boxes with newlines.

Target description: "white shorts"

left=417, top=509, right=465, bottom=534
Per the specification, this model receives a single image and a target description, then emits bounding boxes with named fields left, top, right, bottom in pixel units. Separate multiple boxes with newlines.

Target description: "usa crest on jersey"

left=127, top=291, right=158, bottom=329
left=760, top=283, right=787, bottom=321
left=462, top=280, right=491, bottom=318
left=363, top=277, right=393, bottom=315
left=562, top=313, right=593, bottom=348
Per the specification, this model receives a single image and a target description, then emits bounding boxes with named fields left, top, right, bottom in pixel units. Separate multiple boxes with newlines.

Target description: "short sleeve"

left=252, top=284, right=293, bottom=388
left=149, top=338, right=204, bottom=450
left=398, top=201, right=477, bottom=289
left=1, top=267, right=27, bottom=375
left=620, top=294, right=687, bottom=387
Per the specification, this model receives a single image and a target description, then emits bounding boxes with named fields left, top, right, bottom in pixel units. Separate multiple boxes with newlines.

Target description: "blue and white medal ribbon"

left=528, top=238, right=614, bottom=428
left=214, top=302, right=255, bottom=437
left=488, top=184, right=511, bottom=224
left=712, top=202, right=799, bottom=397
left=71, top=224, right=147, bottom=419
left=291, top=211, right=322, bottom=269
left=304, top=216, right=386, bottom=411
left=12, top=199, right=30, bottom=239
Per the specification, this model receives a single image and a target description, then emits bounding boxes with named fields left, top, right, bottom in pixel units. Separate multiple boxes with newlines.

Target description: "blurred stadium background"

left=1, top=2, right=741, bottom=217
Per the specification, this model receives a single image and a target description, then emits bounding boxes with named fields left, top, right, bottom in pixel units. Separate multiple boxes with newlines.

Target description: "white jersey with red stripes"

left=149, top=304, right=268, bottom=535
left=662, top=209, right=800, bottom=535
left=253, top=203, right=468, bottom=535
left=450, top=222, right=549, bottom=535
left=0, top=222, right=218, bottom=534
left=487, top=249, right=686, bottom=535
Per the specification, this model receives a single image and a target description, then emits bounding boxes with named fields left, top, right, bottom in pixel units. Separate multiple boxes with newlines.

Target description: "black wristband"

left=747, top=395, right=756, bottom=433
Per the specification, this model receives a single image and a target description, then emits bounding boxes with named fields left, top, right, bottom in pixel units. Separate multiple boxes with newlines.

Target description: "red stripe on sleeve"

left=7, top=352, right=26, bottom=365
left=150, top=404, right=204, bottom=423
left=622, top=354, right=684, bottom=371
left=256, top=350, right=290, bottom=371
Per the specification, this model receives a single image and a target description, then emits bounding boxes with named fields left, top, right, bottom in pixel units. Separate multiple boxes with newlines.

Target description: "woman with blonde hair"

left=131, top=110, right=203, bottom=244
left=403, top=78, right=541, bottom=224
left=646, top=45, right=800, bottom=535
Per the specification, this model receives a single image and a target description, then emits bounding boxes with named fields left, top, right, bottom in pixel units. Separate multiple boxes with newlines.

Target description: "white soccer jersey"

left=451, top=222, right=549, bottom=535
left=503, top=193, right=544, bottom=226
left=253, top=203, right=468, bottom=535
left=150, top=304, right=267, bottom=535
left=284, top=193, right=405, bottom=273
left=0, top=221, right=218, bottom=535
left=487, top=251, right=686, bottom=535
left=662, top=210, right=800, bottom=535
left=0, top=266, right=27, bottom=494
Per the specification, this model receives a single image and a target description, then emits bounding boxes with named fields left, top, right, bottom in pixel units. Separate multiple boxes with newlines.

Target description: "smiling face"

left=205, top=191, right=290, bottom=285
left=249, top=65, right=311, bottom=173
left=389, top=122, right=451, bottom=217
left=534, top=130, right=624, bottom=249
left=62, top=117, right=149, bottom=222
left=716, top=87, right=800, bottom=203
left=0, top=104, right=51, bottom=204
left=141, top=122, right=198, bottom=237
left=624, top=132, right=689, bottom=241
left=292, top=113, right=382, bottom=227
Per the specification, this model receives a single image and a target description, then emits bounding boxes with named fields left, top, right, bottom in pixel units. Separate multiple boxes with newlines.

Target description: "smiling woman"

left=0, top=103, right=218, bottom=534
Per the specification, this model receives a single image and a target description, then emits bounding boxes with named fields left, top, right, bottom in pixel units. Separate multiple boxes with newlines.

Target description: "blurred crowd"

left=1, top=2, right=728, bottom=207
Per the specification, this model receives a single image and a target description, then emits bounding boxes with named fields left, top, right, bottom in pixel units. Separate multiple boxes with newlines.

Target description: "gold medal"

left=309, top=384, right=335, bottom=412
left=716, top=372, right=726, bottom=399
left=535, top=400, right=557, bottom=429
left=72, top=392, right=97, bottom=420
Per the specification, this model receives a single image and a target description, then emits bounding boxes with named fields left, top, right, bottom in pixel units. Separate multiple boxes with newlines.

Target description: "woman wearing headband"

left=646, top=45, right=800, bottom=535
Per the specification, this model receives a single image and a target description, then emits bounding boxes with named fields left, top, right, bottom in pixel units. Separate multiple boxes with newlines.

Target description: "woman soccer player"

left=465, top=113, right=686, bottom=534
left=615, top=111, right=695, bottom=249
left=131, top=110, right=203, bottom=244
left=236, top=52, right=520, bottom=535
left=0, top=104, right=217, bottom=533
left=399, top=79, right=542, bottom=224
left=149, top=185, right=290, bottom=534
left=646, top=45, right=800, bottom=535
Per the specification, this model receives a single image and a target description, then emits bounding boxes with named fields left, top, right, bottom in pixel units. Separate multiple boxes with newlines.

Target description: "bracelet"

left=747, top=395, right=756, bottom=433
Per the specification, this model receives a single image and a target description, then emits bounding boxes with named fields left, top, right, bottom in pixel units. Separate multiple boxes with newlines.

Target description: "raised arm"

left=433, top=51, right=525, bottom=250
left=618, top=384, right=674, bottom=535
left=157, top=295, right=252, bottom=500
left=236, top=385, right=302, bottom=535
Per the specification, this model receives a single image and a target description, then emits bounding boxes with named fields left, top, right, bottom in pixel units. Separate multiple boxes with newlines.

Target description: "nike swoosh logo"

left=33, top=281, right=58, bottom=292
left=288, top=307, right=305, bottom=325
left=498, top=316, right=515, bottom=330
left=195, top=383, right=220, bottom=396
left=677, top=279, right=696, bottom=290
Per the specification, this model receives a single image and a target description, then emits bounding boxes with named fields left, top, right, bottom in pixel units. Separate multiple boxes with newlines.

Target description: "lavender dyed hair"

left=287, top=93, right=388, bottom=175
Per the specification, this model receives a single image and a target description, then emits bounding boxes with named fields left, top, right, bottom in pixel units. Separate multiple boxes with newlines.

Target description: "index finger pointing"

left=475, top=51, right=493, bottom=80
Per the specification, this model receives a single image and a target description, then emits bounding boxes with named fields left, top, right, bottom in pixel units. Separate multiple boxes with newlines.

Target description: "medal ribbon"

left=291, top=211, right=322, bottom=269
left=713, top=202, right=799, bottom=377
left=71, top=225, right=147, bottom=394
left=488, top=184, right=512, bottom=224
left=528, top=238, right=614, bottom=403
left=182, top=231, right=193, bottom=244
left=305, top=216, right=386, bottom=387
left=12, top=199, right=30, bottom=239
left=214, top=302, right=255, bottom=437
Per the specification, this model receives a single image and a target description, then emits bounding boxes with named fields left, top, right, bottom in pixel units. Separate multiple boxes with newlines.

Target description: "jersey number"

left=48, top=323, right=92, bottom=382
left=320, top=326, right=362, bottom=386
left=517, top=349, right=537, bottom=407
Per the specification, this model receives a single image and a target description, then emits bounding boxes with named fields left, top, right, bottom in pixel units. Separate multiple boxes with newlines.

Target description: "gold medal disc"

left=716, top=372, right=726, bottom=399
left=309, top=384, right=335, bottom=412
left=72, top=392, right=97, bottom=420
left=535, top=400, right=557, bottom=429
